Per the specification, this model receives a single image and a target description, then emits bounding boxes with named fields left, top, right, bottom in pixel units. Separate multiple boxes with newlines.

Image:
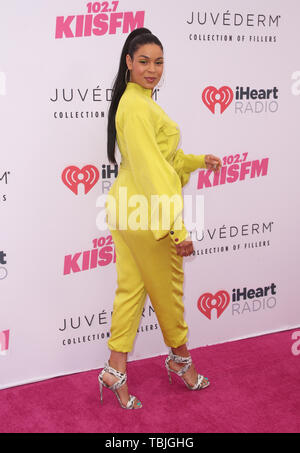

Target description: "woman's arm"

left=173, top=149, right=206, bottom=186
left=173, top=149, right=222, bottom=186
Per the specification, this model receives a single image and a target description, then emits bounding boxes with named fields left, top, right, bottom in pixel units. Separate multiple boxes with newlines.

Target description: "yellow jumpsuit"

left=105, top=81, right=206, bottom=352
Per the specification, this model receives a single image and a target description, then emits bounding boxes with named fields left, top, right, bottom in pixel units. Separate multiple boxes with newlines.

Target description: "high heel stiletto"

left=165, top=350, right=210, bottom=390
left=98, top=363, right=142, bottom=409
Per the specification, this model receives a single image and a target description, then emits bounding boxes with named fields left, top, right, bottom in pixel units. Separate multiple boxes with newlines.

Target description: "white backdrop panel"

left=0, top=0, right=299, bottom=389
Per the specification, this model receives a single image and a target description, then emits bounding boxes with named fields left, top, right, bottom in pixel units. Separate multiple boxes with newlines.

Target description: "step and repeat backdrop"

left=1, top=0, right=300, bottom=389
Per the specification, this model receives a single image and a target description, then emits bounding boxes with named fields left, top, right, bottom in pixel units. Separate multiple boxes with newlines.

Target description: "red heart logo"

left=62, top=165, right=99, bottom=195
left=202, top=86, right=233, bottom=114
left=197, top=290, right=230, bottom=319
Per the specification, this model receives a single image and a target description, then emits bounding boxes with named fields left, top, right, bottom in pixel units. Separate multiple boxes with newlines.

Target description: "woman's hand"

left=175, top=237, right=194, bottom=257
left=205, top=154, right=222, bottom=172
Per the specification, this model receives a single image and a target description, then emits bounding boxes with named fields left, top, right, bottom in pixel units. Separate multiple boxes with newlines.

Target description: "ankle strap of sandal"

left=169, top=350, right=192, bottom=365
left=168, top=351, right=192, bottom=376
left=103, top=363, right=127, bottom=390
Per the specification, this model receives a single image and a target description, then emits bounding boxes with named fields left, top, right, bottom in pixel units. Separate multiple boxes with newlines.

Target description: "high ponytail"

left=107, top=28, right=163, bottom=164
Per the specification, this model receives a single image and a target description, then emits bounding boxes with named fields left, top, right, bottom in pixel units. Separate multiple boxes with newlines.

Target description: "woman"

left=99, top=28, right=222, bottom=409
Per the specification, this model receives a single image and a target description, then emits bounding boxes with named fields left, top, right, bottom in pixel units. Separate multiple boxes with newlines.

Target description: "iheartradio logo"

left=202, top=86, right=233, bottom=114
left=197, top=291, right=230, bottom=319
left=62, top=165, right=99, bottom=195
left=202, top=85, right=279, bottom=115
left=0, top=329, right=10, bottom=356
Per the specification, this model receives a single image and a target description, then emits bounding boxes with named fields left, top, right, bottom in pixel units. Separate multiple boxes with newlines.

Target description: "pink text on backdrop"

left=63, top=236, right=116, bottom=275
left=197, top=157, right=269, bottom=189
left=55, top=11, right=145, bottom=39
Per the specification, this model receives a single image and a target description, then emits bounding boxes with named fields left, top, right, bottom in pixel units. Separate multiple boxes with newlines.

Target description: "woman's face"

left=126, top=43, right=164, bottom=90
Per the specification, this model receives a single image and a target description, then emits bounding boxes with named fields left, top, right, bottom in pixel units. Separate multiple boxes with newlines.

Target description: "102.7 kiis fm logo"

left=197, top=282, right=277, bottom=319
left=55, top=1, right=145, bottom=39
left=202, top=84, right=279, bottom=114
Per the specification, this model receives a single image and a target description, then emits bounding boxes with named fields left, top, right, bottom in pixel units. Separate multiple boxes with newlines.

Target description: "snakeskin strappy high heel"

left=98, top=363, right=142, bottom=409
left=165, top=350, right=210, bottom=390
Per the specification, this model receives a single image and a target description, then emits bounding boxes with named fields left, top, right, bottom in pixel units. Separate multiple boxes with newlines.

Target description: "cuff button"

left=170, top=230, right=174, bottom=235
left=175, top=238, right=179, bottom=242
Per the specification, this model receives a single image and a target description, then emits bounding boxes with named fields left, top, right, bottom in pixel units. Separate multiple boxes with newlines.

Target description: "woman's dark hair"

left=107, top=28, right=163, bottom=164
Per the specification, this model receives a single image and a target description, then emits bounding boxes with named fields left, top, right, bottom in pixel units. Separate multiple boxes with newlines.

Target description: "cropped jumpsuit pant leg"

left=107, top=225, right=189, bottom=353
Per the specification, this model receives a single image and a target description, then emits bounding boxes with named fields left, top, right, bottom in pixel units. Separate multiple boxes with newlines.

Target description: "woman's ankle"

left=108, top=351, right=127, bottom=373
left=171, top=343, right=190, bottom=358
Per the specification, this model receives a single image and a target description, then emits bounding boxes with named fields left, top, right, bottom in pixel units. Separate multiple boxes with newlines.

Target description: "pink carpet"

left=0, top=329, right=299, bottom=433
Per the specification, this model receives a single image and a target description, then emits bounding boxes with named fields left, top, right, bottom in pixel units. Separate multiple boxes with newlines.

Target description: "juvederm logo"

left=55, top=1, right=145, bottom=39
left=0, top=330, right=10, bottom=356
left=50, top=85, right=111, bottom=120
left=187, top=11, right=281, bottom=28
left=186, top=10, right=281, bottom=44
